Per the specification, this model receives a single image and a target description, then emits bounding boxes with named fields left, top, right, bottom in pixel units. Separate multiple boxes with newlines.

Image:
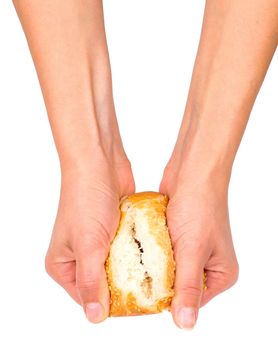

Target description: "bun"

left=105, top=191, right=175, bottom=316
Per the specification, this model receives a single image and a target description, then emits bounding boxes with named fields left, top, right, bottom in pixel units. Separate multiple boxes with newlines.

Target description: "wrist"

left=162, top=112, right=237, bottom=197
left=178, top=123, right=233, bottom=192
left=52, top=97, right=128, bottom=174
left=59, top=140, right=129, bottom=176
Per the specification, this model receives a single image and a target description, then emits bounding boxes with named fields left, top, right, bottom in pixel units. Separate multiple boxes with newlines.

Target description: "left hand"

left=160, top=165, right=239, bottom=329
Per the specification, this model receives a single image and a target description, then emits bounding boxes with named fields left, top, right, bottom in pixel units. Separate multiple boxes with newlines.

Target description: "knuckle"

left=178, top=283, right=203, bottom=298
left=45, top=254, right=55, bottom=277
left=174, top=236, right=208, bottom=260
left=44, top=254, right=64, bottom=283
left=76, top=235, right=107, bottom=257
left=45, top=256, right=76, bottom=287
left=76, top=277, right=99, bottom=291
left=229, top=262, right=239, bottom=285
left=220, top=262, right=240, bottom=290
left=74, top=227, right=110, bottom=255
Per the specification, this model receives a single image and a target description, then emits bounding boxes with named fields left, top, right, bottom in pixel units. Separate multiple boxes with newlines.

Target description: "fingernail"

left=177, top=307, right=197, bottom=329
left=86, top=302, right=104, bottom=323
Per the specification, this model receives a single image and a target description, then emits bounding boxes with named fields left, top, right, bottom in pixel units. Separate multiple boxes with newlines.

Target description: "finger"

left=171, top=243, right=206, bottom=330
left=62, top=280, right=81, bottom=305
left=45, top=256, right=81, bottom=305
left=75, top=242, right=110, bottom=324
left=200, top=267, right=239, bottom=307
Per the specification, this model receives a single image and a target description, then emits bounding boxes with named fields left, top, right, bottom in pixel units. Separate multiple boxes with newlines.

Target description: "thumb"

left=76, top=240, right=110, bottom=324
left=171, top=244, right=205, bottom=329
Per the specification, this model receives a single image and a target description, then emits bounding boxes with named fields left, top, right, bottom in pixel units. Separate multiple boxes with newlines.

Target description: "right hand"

left=45, top=153, right=135, bottom=323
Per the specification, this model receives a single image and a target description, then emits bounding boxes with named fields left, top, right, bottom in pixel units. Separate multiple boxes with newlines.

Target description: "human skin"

left=13, top=0, right=278, bottom=329
left=13, top=0, right=135, bottom=323
left=160, top=0, right=278, bottom=329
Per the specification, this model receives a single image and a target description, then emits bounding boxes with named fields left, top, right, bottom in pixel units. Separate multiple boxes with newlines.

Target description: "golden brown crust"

left=120, top=191, right=168, bottom=205
left=105, top=191, right=175, bottom=317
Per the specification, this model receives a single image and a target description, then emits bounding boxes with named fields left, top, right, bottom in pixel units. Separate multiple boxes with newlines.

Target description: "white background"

left=0, top=1, right=277, bottom=349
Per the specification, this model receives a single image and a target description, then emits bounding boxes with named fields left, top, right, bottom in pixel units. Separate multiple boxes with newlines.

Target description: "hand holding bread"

left=159, top=168, right=239, bottom=329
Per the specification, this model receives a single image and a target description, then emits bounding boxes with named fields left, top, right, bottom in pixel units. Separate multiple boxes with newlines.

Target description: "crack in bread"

left=130, top=222, right=153, bottom=298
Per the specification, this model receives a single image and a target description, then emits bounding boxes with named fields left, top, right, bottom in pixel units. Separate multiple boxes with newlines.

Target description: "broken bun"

left=105, top=191, right=175, bottom=316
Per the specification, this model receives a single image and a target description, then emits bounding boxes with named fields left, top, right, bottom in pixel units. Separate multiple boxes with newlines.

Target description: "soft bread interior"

left=110, top=206, right=170, bottom=308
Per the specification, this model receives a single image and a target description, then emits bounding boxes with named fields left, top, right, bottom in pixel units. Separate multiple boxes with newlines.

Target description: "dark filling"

left=130, top=223, right=153, bottom=298
left=134, top=238, right=144, bottom=264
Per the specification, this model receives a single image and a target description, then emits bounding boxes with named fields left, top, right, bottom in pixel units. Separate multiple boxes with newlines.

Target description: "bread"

left=105, top=191, right=175, bottom=316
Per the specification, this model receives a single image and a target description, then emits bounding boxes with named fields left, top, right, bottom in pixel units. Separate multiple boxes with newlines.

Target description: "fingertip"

left=171, top=297, right=199, bottom=330
left=172, top=305, right=198, bottom=330
left=82, top=277, right=111, bottom=324
left=85, top=302, right=106, bottom=324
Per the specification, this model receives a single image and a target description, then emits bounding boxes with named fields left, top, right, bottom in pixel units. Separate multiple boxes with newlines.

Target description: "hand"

left=45, top=153, right=135, bottom=323
left=13, top=0, right=136, bottom=324
left=160, top=164, right=239, bottom=329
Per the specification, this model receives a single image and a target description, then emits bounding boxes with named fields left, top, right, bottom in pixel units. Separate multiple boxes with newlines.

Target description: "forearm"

left=174, top=0, right=278, bottom=189
left=13, top=0, right=124, bottom=171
